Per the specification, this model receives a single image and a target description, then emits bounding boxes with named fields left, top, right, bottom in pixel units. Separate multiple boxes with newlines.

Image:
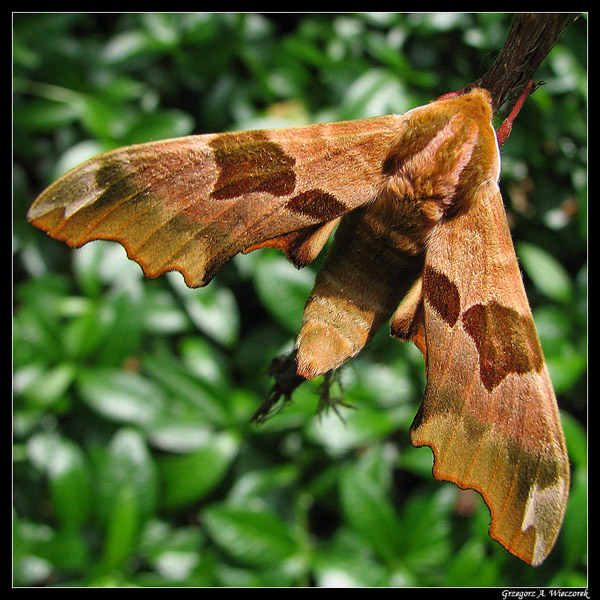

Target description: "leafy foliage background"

left=13, top=13, right=587, bottom=587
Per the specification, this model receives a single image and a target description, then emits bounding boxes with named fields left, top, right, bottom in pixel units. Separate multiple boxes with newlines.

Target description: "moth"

left=28, top=87, right=570, bottom=566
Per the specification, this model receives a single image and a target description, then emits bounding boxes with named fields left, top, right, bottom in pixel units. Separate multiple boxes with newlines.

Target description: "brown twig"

left=477, top=13, right=579, bottom=115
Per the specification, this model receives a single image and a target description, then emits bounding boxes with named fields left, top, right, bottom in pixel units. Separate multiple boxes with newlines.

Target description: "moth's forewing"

left=412, top=183, right=570, bottom=566
left=28, top=116, right=403, bottom=287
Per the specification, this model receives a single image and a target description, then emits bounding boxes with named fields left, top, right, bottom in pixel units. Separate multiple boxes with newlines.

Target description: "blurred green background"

left=13, top=13, right=587, bottom=587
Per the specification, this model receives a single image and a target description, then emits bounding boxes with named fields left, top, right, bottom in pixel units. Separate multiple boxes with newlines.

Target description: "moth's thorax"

left=379, top=88, right=499, bottom=239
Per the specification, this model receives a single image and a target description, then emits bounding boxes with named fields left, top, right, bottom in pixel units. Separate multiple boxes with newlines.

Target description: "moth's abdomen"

left=296, top=208, right=424, bottom=379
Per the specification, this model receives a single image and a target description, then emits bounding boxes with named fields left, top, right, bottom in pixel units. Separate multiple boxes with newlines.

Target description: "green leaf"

left=40, top=529, right=90, bottom=572
left=397, top=487, right=453, bottom=573
left=546, top=342, right=587, bottom=394
left=79, top=96, right=135, bottom=141
left=124, top=109, right=195, bottom=144
left=77, top=367, right=166, bottom=426
left=61, top=301, right=109, bottom=361
left=13, top=98, right=79, bottom=132
left=517, top=241, right=573, bottom=304
left=27, top=433, right=92, bottom=530
left=13, top=275, right=70, bottom=366
left=251, top=250, right=314, bottom=333
left=95, top=292, right=146, bottom=367
left=14, top=520, right=91, bottom=581
left=398, top=444, right=436, bottom=479
left=562, top=410, right=587, bottom=470
left=140, top=521, right=206, bottom=583
left=561, top=466, right=587, bottom=569
left=307, top=405, right=400, bottom=456
left=18, top=363, right=76, bottom=409
left=530, top=306, right=586, bottom=392
left=313, top=529, right=395, bottom=587
left=142, top=351, right=231, bottom=428
left=158, top=433, right=239, bottom=509
left=202, top=505, right=297, bottom=566
left=73, top=240, right=144, bottom=294
left=95, top=429, right=158, bottom=528
left=100, top=485, right=141, bottom=572
left=443, top=539, right=499, bottom=586
left=227, top=464, right=300, bottom=505
left=341, top=68, right=407, bottom=118
left=168, top=273, right=240, bottom=347
left=339, top=459, right=402, bottom=562
left=102, top=30, right=155, bottom=64
left=179, top=336, right=230, bottom=391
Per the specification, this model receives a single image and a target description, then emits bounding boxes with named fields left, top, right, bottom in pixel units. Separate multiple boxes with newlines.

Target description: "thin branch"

left=477, top=13, right=579, bottom=114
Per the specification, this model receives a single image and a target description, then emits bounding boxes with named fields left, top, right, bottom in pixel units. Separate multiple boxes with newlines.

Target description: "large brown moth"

left=28, top=87, right=570, bottom=566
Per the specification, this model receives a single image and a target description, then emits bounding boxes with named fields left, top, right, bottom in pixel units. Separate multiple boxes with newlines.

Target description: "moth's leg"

left=496, top=79, right=536, bottom=146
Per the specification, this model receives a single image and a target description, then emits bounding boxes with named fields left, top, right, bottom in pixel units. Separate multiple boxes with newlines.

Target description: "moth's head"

left=436, top=87, right=493, bottom=124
